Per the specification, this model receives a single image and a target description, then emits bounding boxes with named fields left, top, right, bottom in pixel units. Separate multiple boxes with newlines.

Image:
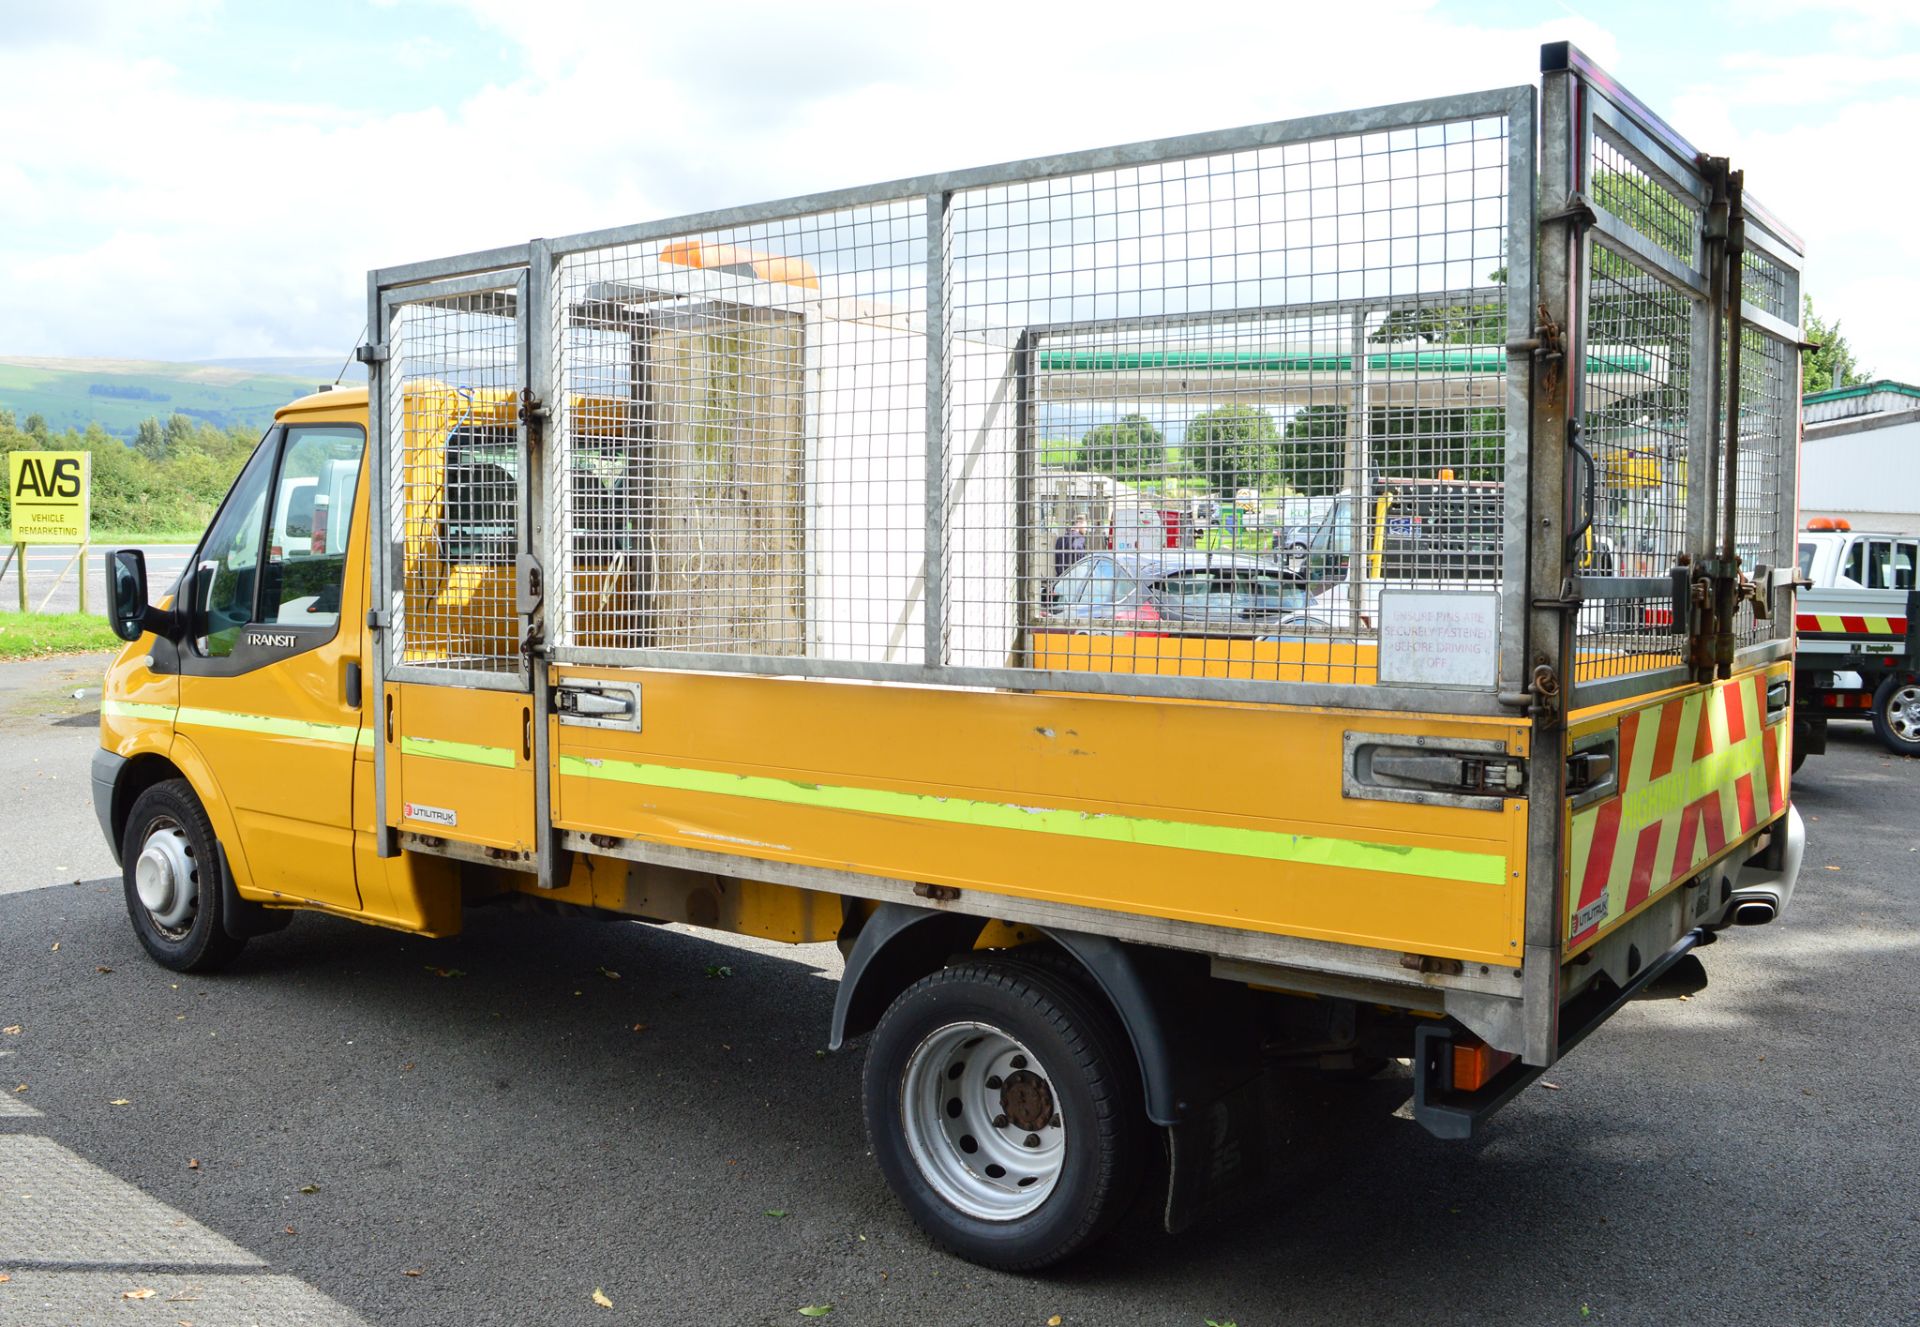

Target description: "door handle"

left=344, top=660, right=362, bottom=708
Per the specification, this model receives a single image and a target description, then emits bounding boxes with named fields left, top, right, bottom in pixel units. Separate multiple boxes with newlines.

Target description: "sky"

left=1, top=0, right=1915, bottom=382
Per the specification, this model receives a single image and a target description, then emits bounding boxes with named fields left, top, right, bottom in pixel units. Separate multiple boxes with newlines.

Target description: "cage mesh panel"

left=943, top=116, right=1512, bottom=685
left=1733, top=326, right=1792, bottom=647
left=1741, top=247, right=1794, bottom=323
left=1573, top=240, right=1693, bottom=681
left=1590, top=130, right=1698, bottom=267
left=552, top=200, right=927, bottom=660
left=386, top=290, right=522, bottom=672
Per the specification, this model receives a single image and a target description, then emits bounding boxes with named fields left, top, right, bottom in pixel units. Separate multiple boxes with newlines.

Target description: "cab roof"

left=276, top=384, right=369, bottom=423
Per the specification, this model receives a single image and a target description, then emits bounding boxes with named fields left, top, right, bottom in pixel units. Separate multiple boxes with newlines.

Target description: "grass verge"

left=0, top=611, right=122, bottom=660
left=85, top=530, right=203, bottom=546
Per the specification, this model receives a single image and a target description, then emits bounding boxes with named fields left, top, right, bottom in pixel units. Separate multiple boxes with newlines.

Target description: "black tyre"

left=862, top=957, right=1147, bottom=1271
left=1871, top=675, right=1920, bottom=758
left=120, top=779, right=248, bottom=973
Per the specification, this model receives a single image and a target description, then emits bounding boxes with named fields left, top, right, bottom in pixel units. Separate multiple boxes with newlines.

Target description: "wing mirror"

left=105, top=548, right=174, bottom=643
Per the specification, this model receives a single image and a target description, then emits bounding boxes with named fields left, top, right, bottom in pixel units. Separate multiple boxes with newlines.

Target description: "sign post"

left=6, top=451, right=93, bottom=614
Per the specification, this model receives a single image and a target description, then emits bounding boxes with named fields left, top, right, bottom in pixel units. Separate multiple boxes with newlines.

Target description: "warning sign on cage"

left=7, top=451, right=91, bottom=543
left=1377, top=590, right=1499, bottom=688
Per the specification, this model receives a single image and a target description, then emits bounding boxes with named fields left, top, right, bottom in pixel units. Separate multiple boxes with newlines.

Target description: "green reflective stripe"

left=101, top=699, right=174, bottom=722
left=177, top=706, right=360, bottom=745
left=356, top=728, right=377, bottom=751
left=401, top=734, right=516, bottom=769
left=559, top=756, right=1505, bottom=886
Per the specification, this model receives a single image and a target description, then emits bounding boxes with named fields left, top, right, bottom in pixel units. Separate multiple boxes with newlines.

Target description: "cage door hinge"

left=355, top=342, right=389, bottom=365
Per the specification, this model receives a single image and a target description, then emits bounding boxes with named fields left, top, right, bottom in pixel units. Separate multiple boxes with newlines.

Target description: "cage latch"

left=1369, top=751, right=1526, bottom=797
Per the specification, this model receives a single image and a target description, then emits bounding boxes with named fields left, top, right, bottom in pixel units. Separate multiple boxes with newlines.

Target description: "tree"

left=1074, top=413, right=1165, bottom=478
left=133, top=417, right=168, bottom=460
left=1280, top=404, right=1504, bottom=495
left=1183, top=403, right=1281, bottom=496
left=1802, top=295, right=1870, bottom=395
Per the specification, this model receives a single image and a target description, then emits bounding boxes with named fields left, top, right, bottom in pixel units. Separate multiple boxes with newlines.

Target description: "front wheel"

left=862, top=957, right=1147, bottom=1271
left=121, top=779, right=248, bottom=973
left=1871, top=676, right=1920, bottom=758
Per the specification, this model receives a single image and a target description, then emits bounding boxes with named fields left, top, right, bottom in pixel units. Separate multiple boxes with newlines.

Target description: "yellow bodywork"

left=99, top=386, right=1790, bottom=994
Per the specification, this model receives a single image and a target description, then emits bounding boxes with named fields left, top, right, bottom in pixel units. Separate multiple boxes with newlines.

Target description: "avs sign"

left=7, top=451, right=91, bottom=543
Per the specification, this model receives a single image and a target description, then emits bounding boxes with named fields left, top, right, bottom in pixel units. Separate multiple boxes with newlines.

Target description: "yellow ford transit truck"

left=93, top=43, right=1807, bottom=1269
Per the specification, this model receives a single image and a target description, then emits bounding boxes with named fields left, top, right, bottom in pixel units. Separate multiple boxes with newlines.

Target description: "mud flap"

left=1162, top=1073, right=1272, bottom=1234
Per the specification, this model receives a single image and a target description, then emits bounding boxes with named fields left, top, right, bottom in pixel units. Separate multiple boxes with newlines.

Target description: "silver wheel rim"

left=900, top=1021, right=1067, bottom=1221
left=134, top=817, right=199, bottom=936
left=1888, top=684, right=1920, bottom=743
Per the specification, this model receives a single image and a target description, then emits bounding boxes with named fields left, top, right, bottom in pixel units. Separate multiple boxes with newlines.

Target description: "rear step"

left=1412, top=928, right=1707, bottom=1140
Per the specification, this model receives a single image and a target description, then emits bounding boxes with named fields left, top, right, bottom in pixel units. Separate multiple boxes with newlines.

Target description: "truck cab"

left=1793, top=519, right=1920, bottom=758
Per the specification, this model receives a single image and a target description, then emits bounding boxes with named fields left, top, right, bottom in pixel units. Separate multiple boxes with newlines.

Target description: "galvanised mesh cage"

left=384, top=284, right=525, bottom=677
left=542, top=94, right=1535, bottom=701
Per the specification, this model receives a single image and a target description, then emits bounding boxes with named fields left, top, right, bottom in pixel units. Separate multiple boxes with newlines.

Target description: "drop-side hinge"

left=354, top=343, right=389, bottom=365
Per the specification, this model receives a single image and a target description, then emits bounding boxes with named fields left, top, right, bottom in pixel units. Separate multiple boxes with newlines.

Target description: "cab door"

left=175, top=422, right=368, bottom=912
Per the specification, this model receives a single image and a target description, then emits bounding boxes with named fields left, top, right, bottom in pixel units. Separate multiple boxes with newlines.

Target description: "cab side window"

left=191, top=424, right=365, bottom=660
left=194, top=438, right=277, bottom=658
left=260, top=427, right=365, bottom=628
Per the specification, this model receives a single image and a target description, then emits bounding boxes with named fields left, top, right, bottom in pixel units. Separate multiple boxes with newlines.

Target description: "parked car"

left=1044, top=551, right=1309, bottom=630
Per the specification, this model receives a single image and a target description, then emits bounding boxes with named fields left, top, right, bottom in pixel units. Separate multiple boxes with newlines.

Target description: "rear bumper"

left=91, top=747, right=126, bottom=865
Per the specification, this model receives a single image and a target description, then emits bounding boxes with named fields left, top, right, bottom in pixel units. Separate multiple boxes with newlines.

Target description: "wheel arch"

left=830, top=901, right=1252, bottom=1128
left=107, top=752, right=187, bottom=866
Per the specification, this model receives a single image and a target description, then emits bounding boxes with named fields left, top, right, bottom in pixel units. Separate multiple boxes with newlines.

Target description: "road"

left=0, top=544, right=191, bottom=617
left=1, top=666, right=1916, bottom=1325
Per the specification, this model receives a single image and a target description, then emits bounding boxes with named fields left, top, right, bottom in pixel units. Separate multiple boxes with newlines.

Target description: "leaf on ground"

left=110, top=1098, right=132, bottom=1106
left=403, top=1269, right=422, bottom=1278
left=0, top=1271, right=10, bottom=1282
left=705, top=964, right=733, bottom=979
left=186, top=1159, right=200, bottom=1170
left=1539, top=1081, right=1562, bottom=1091
left=1204, top=1320, right=1238, bottom=1327
left=592, top=1288, right=613, bottom=1309
left=50, top=942, right=59, bottom=952
left=2, top=1025, right=20, bottom=1035
left=11, top=1084, right=24, bottom=1094
left=1824, top=865, right=1841, bottom=872
left=96, top=966, right=113, bottom=974
left=631, top=1024, right=649, bottom=1033
left=766, top=1208, right=788, bottom=1218
left=122, top=1288, right=157, bottom=1300
left=799, top=1308, right=833, bottom=1318
left=299, top=1184, right=319, bottom=1194
left=283, top=1225, right=296, bottom=1236
left=599, top=967, right=621, bottom=980
left=1048, top=1316, right=1063, bottom=1326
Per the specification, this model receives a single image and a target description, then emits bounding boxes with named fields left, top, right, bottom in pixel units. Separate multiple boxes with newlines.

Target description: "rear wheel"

left=1871, top=676, right=1920, bottom=758
left=121, top=779, right=248, bottom=973
left=863, top=958, right=1146, bottom=1270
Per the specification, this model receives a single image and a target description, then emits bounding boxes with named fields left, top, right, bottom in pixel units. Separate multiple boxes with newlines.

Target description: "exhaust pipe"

left=1732, top=898, right=1777, bottom=926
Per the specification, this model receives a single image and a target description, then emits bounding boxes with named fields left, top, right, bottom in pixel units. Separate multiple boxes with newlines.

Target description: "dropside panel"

left=550, top=667, right=1530, bottom=967
left=387, top=681, right=537, bottom=859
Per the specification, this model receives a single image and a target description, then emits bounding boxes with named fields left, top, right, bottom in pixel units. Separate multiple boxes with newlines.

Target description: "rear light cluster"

left=1451, top=1040, right=1518, bottom=1092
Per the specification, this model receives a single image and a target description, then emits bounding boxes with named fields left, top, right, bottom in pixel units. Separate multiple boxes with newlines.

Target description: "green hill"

left=0, top=356, right=362, bottom=441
